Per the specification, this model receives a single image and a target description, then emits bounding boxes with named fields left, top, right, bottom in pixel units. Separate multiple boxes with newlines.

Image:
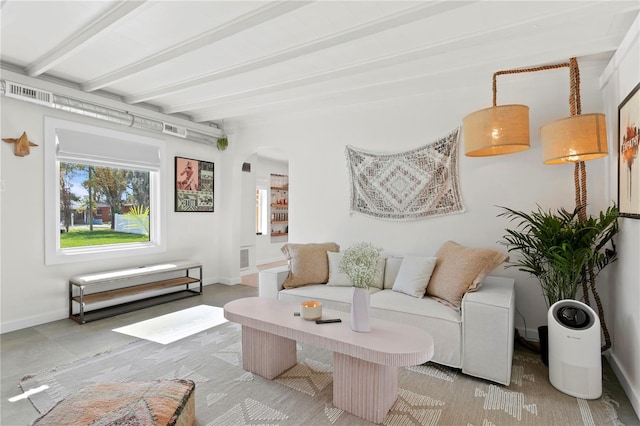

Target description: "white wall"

left=240, top=154, right=258, bottom=249
left=0, top=94, right=221, bottom=332
left=600, top=15, right=640, bottom=417
left=239, top=153, right=258, bottom=274
left=229, top=62, right=610, bottom=339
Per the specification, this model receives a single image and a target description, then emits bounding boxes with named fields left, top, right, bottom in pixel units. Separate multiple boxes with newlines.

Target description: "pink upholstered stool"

left=32, top=379, right=195, bottom=426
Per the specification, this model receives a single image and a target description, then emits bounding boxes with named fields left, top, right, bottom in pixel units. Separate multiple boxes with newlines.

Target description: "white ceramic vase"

left=350, top=286, right=371, bottom=332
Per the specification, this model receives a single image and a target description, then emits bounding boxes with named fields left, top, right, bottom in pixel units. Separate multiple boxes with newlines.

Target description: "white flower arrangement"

left=339, top=242, right=382, bottom=289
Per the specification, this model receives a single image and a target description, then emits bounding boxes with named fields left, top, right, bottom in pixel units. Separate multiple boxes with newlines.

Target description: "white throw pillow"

left=392, top=256, right=438, bottom=298
left=383, top=257, right=403, bottom=289
left=326, top=251, right=351, bottom=286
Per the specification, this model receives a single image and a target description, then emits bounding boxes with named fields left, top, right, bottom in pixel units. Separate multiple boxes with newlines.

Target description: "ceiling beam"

left=188, top=38, right=619, bottom=123
left=81, top=1, right=313, bottom=92
left=163, top=2, right=606, bottom=115
left=26, top=1, right=146, bottom=77
left=126, top=1, right=476, bottom=105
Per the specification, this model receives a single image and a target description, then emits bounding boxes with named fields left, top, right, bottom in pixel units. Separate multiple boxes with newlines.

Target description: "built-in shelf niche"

left=270, top=174, right=288, bottom=238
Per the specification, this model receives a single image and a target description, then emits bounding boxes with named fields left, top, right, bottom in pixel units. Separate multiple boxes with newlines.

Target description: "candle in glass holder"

left=300, top=301, right=322, bottom=320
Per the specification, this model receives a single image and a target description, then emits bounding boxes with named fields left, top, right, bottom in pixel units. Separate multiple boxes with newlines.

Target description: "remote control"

left=315, top=319, right=342, bottom=324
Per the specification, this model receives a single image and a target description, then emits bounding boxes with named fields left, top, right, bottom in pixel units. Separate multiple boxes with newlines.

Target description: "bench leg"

left=332, top=352, right=398, bottom=424
left=241, top=326, right=297, bottom=379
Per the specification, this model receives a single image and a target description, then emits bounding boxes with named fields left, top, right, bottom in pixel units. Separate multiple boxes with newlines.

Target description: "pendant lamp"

left=463, top=60, right=608, bottom=165
left=463, top=104, right=529, bottom=156
left=541, top=113, right=608, bottom=164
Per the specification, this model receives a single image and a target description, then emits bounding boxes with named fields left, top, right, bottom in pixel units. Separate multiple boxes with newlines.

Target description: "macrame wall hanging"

left=345, top=127, right=465, bottom=221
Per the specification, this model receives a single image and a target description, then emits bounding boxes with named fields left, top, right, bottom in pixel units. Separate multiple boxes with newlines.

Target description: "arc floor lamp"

left=463, top=57, right=612, bottom=348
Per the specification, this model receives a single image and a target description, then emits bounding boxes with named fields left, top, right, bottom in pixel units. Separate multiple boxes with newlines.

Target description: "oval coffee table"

left=224, top=297, right=434, bottom=424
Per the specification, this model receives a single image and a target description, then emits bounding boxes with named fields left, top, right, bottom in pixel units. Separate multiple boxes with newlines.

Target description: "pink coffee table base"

left=241, top=325, right=402, bottom=423
left=333, top=352, right=399, bottom=423
left=241, top=326, right=297, bottom=380
left=224, top=298, right=433, bottom=424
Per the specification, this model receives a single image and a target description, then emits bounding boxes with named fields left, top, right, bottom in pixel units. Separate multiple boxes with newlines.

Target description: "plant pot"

left=350, top=287, right=370, bottom=332
left=538, top=325, right=549, bottom=366
left=217, top=136, right=228, bottom=151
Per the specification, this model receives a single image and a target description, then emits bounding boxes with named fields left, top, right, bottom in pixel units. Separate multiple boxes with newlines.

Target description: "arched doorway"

left=239, top=148, right=289, bottom=286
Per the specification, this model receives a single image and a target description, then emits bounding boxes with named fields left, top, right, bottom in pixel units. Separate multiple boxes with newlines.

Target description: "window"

left=45, top=117, right=166, bottom=265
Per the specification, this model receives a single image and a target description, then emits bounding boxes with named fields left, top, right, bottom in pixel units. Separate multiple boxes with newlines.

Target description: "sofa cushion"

left=383, top=257, right=404, bottom=289
left=392, top=256, right=437, bottom=298
left=427, top=240, right=508, bottom=309
left=370, top=290, right=462, bottom=367
left=281, top=242, right=340, bottom=288
left=279, top=285, right=381, bottom=313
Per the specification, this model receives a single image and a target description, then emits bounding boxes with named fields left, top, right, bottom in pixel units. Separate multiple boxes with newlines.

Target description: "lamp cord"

left=490, top=59, right=587, bottom=221
left=492, top=62, right=571, bottom=107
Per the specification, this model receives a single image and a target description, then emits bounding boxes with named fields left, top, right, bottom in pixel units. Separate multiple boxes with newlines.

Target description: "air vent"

left=5, top=80, right=53, bottom=106
left=162, top=122, right=187, bottom=138
left=240, top=249, right=249, bottom=269
left=242, top=162, right=251, bottom=172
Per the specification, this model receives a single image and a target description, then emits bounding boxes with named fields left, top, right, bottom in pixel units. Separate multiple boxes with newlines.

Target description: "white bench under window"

left=69, top=260, right=202, bottom=324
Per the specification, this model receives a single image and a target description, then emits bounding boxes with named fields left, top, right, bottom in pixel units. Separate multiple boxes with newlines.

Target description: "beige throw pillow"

left=427, top=240, right=508, bottom=308
left=281, top=242, right=340, bottom=289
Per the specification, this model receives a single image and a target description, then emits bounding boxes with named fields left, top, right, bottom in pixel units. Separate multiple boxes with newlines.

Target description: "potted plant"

left=498, top=204, right=618, bottom=357
left=217, top=135, right=228, bottom=151
left=339, top=242, right=382, bottom=332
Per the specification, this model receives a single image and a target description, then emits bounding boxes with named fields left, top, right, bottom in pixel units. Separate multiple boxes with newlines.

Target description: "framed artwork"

left=175, top=156, right=214, bottom=212
left=618, top=82, right=640, bottom=218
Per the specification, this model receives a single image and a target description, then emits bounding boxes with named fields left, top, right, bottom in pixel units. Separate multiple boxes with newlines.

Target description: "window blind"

left=56, top=128, right=160, bottom=171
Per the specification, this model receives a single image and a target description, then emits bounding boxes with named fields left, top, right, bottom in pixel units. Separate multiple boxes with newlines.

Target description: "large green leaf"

left=498, top=204, right=618, bottom=308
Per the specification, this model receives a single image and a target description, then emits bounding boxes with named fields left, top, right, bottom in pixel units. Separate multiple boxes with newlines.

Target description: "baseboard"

left=516, top=326, right=540, bottom=342
left=605, top=351, right=640, bottom=419
left=217, top=276, right=242, bottom=285
left=1, top=281, right=221, bottom=334
left=0, top=311, right=67, bottom=334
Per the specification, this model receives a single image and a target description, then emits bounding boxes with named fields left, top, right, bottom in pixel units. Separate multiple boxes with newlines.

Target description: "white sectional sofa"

left=258, top=242, right=516, bottom=385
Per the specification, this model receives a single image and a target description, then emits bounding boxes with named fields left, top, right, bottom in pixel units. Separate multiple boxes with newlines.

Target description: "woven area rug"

left=21, top=322, right=622, bottom=425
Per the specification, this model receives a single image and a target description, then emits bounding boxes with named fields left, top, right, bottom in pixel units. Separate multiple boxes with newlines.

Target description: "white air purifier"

left=548, top=299, right=601, bottom=399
